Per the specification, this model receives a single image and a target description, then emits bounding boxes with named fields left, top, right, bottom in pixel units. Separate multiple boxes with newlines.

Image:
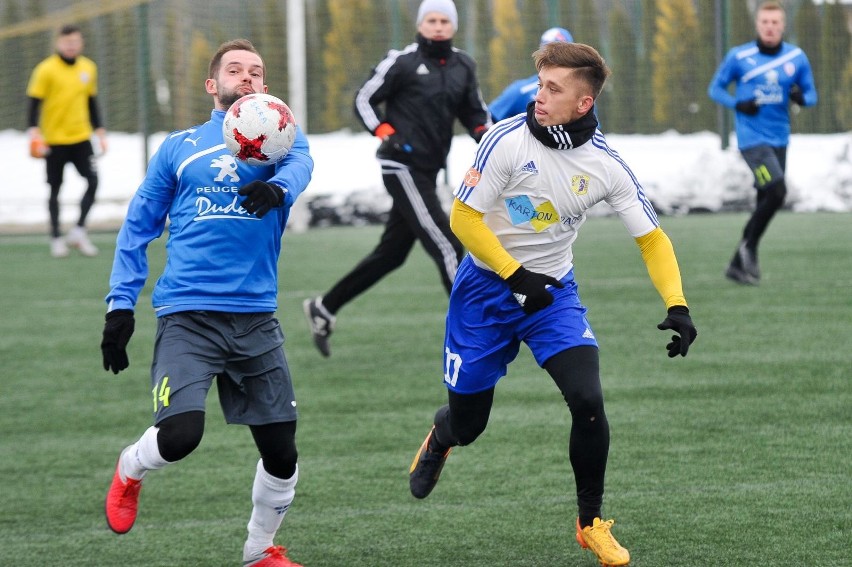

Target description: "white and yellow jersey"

left=455, top=115, right=659, bottom=280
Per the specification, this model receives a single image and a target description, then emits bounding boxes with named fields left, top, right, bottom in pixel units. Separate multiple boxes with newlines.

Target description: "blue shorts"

left=443, top=256, right=598, bottom=394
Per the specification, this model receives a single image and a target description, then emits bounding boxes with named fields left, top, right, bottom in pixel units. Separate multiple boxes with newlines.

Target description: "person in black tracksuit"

left=303, top=0, right=491, bottom=357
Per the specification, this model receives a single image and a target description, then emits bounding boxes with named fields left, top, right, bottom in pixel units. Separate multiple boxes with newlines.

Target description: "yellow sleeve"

left=87, top=57, right=99, bottom=96
left=27, top=60, right=48, bottom=99
left=635, top=227, right=688, bottom=309
left=450, top=198, right=521, bottom=279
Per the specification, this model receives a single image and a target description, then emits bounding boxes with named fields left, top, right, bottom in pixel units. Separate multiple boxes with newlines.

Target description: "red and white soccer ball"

left=223, top=93, right=297, bottom=166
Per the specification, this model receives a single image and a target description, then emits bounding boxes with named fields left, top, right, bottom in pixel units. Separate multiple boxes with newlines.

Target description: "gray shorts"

left=740, top=145, right=787, bottom=189
left=150, top=311, right=298, bottom=426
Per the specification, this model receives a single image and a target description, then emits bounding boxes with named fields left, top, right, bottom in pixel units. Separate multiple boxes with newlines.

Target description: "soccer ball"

left=223, top=93, right=297, bottom=166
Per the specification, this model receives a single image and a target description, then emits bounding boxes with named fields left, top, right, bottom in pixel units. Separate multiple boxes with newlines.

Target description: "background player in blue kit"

left=488, top=26, right=573, bottom=123
left=709, top=0, right=817, bottom=285
left=408, top=41, right=697, bottom=567
left=100, top=39, right=312, bottom=567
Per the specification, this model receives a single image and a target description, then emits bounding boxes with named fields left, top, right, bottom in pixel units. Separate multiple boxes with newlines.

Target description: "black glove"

left=379, top=133, right=412, bottom=154
left=789, top=86, right=805, bottom=106
left=505, top=266, right=565, bottom=315
left=472, top=125, right=488, bottom=143
left=238, top=181, right=285, bottom=218
left=102, top=309, right=135, bottom=374
left=656, top=305, right=697, bottom=358
left=735, top=99, right=760, bottom=115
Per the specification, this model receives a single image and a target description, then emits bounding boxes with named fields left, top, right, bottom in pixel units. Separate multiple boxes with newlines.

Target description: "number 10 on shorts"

left=444, top=348, right=462, bottom=388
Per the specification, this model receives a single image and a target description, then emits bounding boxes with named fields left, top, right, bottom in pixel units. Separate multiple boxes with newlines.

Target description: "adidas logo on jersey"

left=582, top=328, right=596, bottom=339
left=416, top=63, right=429, bottom=75
left=521, top=160, right=538, bottom=174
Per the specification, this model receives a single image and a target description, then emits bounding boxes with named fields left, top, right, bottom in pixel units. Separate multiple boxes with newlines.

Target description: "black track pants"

left=322, top=162, right=463, bottom=313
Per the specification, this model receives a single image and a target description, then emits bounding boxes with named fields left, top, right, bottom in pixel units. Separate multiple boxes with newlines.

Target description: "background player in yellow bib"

left=27, top=24, right=107, bottom=258
left=409, top=41, right=698, bottom=567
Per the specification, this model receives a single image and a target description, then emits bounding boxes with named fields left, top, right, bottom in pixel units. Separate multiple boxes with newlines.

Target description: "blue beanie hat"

left=540, top=27, right=574, bottom=46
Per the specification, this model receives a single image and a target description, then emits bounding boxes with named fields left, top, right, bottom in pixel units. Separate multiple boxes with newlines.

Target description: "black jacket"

left=354, top=34, right=491, bottom=172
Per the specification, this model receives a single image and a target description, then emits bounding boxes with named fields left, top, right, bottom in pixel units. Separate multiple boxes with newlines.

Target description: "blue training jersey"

left=489, top=74, right=538, bottom=123
left=708, top=40, right=817, bottom=150
left=106, top=109, right=314, bottom=316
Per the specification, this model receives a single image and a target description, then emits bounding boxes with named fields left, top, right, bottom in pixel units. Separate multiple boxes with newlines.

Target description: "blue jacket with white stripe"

left=708, top=40, right=817, bottom=150
left=105, top=109, right=313, bottom=316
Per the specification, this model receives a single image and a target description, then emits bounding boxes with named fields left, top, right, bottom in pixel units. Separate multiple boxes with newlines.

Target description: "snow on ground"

left=2, top=128, right=850, bottom=234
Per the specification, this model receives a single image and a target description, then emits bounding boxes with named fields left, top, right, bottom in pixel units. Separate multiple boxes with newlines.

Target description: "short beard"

left=218, top=90, right=244, bottom=109
left=218, top=84, right=257, bottom=109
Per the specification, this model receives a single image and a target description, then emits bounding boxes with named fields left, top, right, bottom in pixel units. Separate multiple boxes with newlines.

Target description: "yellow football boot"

left=575, top=517, right=630, bottom=566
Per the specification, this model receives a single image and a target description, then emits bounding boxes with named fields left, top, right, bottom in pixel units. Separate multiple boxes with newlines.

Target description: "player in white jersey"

left=408, top=42, right=697, bottom=567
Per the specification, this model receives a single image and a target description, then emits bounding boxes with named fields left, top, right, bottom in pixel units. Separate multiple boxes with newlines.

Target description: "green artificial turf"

left=0, top=211, right=849, bottom=566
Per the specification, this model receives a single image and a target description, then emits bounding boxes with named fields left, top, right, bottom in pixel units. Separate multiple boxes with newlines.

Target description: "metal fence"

left=2, top=0, right=850, bottom=139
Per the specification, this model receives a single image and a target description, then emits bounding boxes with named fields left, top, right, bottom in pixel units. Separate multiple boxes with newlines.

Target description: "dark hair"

left=533, top=42, right=611, bottom=98
left=59, top=24, right=81, bottom=36
left=208, top=39, right=263, bottom=79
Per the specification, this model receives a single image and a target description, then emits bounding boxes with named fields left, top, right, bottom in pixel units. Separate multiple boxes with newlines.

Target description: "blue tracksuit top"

left=489, top=74, right=539, bottom=123
left=708, top=40, right=817, bottom=150
left=105, top=109, right=314, bottom=316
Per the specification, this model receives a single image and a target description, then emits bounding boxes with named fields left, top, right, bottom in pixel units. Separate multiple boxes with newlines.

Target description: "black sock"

left=579, top=513, right=599, bottom=529
left=430, top=406, right=452, bottom=452
left=426, top=432, right=447, bottom=454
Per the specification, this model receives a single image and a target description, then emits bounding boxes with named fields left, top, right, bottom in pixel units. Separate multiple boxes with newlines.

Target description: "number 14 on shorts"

left=152, top=376, right=171, bottom=412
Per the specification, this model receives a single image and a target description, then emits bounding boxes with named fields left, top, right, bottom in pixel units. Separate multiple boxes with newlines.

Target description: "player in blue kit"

left=100, top=39, right=312, bottom=567
left=489, top=26, right=574, bottom=123
left=709, top=0, right=816, bottom=285
left=408, top=42, right=697, bottom=567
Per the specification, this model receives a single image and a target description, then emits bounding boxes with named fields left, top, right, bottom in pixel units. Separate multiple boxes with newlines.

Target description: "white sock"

left=243, top=460, right=298, bottom=560
left=119, top=426, right=169, bottom=481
